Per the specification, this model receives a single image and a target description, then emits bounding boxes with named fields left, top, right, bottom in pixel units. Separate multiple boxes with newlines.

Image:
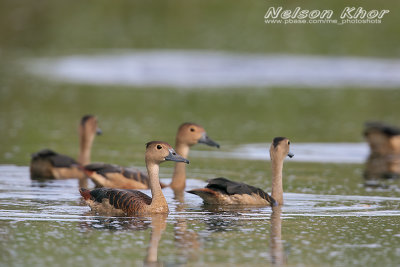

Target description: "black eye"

left=157, top=145, right=162, bottom=150
left=190, top=128, right=195, bottom=132
left=288, top=141, right=291, bottom=145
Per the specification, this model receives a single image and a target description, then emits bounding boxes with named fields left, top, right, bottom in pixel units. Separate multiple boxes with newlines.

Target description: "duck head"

left=176, top=122, right=220, bottom=148
left=146, top=141, right=189, bottom=164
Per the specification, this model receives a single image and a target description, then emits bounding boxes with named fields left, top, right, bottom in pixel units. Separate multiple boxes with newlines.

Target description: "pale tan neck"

left=170, top=142, right=190, bottom=191
left=147, top=162, right=168, bottom=210
left=271, top=156, right=284, bottom=205
left=78, top=131, right=95, bottom=165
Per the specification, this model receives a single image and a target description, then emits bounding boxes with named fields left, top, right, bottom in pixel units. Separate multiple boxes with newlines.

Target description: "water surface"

left=1, top=165, right=399, bottom=266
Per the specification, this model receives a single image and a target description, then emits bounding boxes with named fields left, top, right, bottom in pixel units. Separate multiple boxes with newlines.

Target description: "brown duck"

left=187, top=137, right=293, bottom=206
left=30, top=115, right=101, bottom=180
left=80, top=141, right=189, bottom=216
left=84, top=122, right=219, bottom=190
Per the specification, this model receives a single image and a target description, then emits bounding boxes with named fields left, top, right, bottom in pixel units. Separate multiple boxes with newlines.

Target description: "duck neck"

left=78, top=131, right=94, bottom=165
left=147, top=162, right=168, bottom=211
left=271, top=156, right=284, bottom=205
left=170, top=142, right=189, bottom=191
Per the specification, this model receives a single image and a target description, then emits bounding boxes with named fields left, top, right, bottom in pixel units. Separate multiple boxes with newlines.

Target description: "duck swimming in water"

left=30, top=115, right=101, bottom=181
left=363, top=121, right=400, bottom=156
left=84, top=122, right=219, bottom=190
left=80, top=141, right=189, bottom=216
left=187, top=137, right=293, bottom=206
left=363, top=121, right=400, bottom=180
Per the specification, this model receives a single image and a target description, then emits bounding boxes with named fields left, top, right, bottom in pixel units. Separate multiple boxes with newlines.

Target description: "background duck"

left=363, top=121, right=400, bottom=156
left=363, top=121, right=400, bottom=180
left=170, top=122, right=219, bottom=191
left=187, top=137, right=293, bottom=206
left=83, top=122, right=219, bottom=191
left=30, top=115, right=101, bottom=181
left=80, top=141, right=189, bottom=216
left=83, top=162, right=157, bottom=189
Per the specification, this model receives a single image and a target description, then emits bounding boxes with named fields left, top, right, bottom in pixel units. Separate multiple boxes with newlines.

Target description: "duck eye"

left=288, top=141, right=291, bottom=145
left=157, top=145, right=162, bottom=150
left=190, top=128, right=195, bottom=132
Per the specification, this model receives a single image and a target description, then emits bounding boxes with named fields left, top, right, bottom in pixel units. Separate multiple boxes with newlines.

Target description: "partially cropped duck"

left=187, top=137, right=293, bottom=206
left=30, top=115, right=101, bottom=180
left=363, top=121, right=400, bottom=180
left=363, top=121, right=400, bottom=155
left=80, top=141, right=189, bottom=215
left=84, top=122, right=219, bottom=190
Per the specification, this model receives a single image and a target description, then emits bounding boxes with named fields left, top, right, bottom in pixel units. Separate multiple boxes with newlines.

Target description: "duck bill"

left=198, top=132, right=220, bottom=148
left=165, top=149, right=189, bottom=164
left=288, top=152, right=294, bottom=158
left=96, top=128, right=102, bottom=135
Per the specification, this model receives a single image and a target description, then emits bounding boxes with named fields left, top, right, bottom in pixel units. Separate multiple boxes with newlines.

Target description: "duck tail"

left=186, top=188, right=220, bottom=205
left=79, top=188, right=92, bottom=200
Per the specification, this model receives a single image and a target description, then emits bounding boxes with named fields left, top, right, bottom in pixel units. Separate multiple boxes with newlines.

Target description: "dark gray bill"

left=165, top=149, right=189, bottom=164
left=288, top=152, right=294, bottom=158
left=96, top=128, right=102, bottom=135
left=198, top=132, right=220, bottom=148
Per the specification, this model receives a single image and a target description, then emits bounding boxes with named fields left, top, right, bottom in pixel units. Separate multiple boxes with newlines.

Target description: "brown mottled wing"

left=205, top=177, right=277, bottom=206
left=31, top=149, right=78, bottom=167
left=88, top=188, right=152, bottom=214
left=85, top=163, right=150, bottom=186
left=84, top=163, right=122, bottom=174
left=122, top=168, right=150, bottom=187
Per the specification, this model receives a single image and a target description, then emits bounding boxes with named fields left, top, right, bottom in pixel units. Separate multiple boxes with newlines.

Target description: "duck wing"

left=80, top=187, right=152, bottom=214
left=84, top=163, right=167, bottom=188
left=31, top=149, right=78, bottom=167
left=206, top=177, right=277, bottom=205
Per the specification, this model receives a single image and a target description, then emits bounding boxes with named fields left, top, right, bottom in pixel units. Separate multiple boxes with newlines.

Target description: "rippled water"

left=1, top=165, right=400, bottom=266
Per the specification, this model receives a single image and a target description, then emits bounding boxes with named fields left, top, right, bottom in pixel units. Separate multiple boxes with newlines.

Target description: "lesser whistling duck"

left=363, top=122, right=400, bottom=180
left=30, top=115, right=101, bottom=180
left=170, top=122, right=219, bottom=191
left=80, top=141, right=189, bottom=216
left=83, top=122, right=219, bottom=190
left=363, top=121, right=400, bottom=156
left=83, top=163, right=159, bottom=189
left=187, top=137, right=293, bottom=206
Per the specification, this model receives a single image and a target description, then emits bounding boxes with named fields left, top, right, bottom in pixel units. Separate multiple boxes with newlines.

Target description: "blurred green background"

left=0, top=0, right=399, bottom=166
left=1, top=0, right=399, bottom=56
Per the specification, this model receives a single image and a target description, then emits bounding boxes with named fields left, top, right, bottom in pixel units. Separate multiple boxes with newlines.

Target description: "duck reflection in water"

left=79, top=214, right=167, bottom=266
left=173, top=195, right=201, bottom=262
left=363, top=122, right=400, bottom=187
left=198, top=205, right=250, bottom=232
left=270, top=206, right=286, bottom=266
left=181, top=204, right=287, bottom=264
left=144, top=214, right=167, bottom=267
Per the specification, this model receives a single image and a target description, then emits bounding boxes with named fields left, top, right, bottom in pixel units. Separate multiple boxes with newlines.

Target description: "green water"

left=1, top=80, right=400, bottom=166
left=1, top=0, right=400, bottom=266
